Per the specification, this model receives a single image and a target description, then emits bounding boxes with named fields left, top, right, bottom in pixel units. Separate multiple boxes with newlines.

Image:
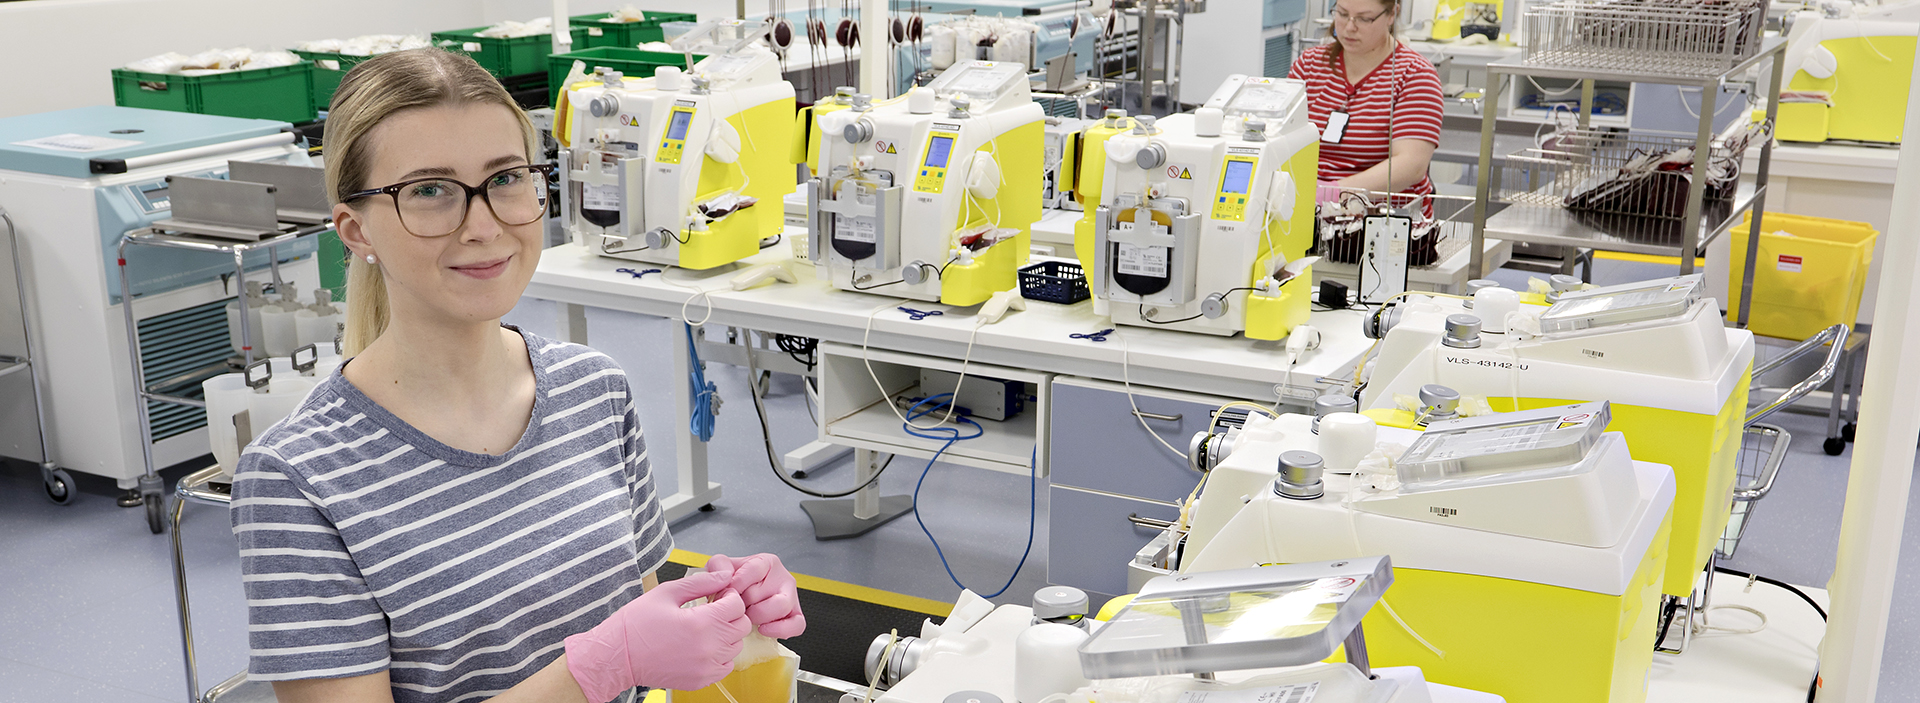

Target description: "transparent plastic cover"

left=1223, top=79, right=1305, bottom=119
left=1079, top=558, right=1391, bottom=679
left=1538, top=275, right=1703, bottom=334
left=1395, top=402, right=1611, bottom=494
left=928, top=61, right=1027, bottom=101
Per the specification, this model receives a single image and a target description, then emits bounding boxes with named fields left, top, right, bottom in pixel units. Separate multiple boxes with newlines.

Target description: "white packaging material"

left=478, top=16, right=554, bottom=38
left=244, top=50, right=302, bottom=69
left=928, top=25, right=956, bottom=68
left=606, top=5, right=647, bottom=22
left=125, top=52, right=193, bottom=74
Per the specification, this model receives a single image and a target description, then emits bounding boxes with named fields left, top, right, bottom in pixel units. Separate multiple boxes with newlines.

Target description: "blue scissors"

left=898, top=307, right=943, bottom=321
left=615, top=267, right=662, bottom=279
left=1071, top=328, right=1115, bottom=342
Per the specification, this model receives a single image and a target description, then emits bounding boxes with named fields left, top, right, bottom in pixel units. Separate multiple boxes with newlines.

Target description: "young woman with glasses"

left=229, top=48, right=803, bottom=703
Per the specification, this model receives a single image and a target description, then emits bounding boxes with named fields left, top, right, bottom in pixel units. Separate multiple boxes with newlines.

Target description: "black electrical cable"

left=745, top=341, right=897, bottom=498
left=758, top=234, right=784, bottom=250
left=851, top=276, right=906, bottom=291
left=1138, top=311, right=1205, bottom=325
left=1711, top=565, right=1825, bottom=702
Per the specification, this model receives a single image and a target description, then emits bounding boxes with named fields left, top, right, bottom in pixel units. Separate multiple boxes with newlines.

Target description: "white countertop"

left=529, top=242, right=1374, bottom=403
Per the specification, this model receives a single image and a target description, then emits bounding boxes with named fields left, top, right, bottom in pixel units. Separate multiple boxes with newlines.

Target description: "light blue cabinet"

left=1048, top=486, right=1181, bottom=598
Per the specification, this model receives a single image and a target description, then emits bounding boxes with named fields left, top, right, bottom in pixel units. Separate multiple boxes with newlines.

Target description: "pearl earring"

left=365, top=254, right=376, bottom=264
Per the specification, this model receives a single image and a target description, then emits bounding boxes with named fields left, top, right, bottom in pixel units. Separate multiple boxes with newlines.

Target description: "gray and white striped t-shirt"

left=230, top=328, right=672, bottom=702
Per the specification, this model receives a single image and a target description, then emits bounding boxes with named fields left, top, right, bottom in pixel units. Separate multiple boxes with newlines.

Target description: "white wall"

left=0, top=0, right=742, bottom=120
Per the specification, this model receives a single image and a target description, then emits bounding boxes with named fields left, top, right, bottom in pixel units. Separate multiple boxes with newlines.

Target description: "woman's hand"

left=707, top=553, right=807, bottom=639
left=564, top=570, right=752, bottom=702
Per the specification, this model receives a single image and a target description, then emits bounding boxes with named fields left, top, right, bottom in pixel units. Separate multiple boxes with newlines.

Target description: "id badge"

left=1323, top=111, right=1351, bottom=144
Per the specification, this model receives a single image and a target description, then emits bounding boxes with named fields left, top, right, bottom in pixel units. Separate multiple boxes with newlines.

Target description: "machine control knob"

left=1313, top=394, right=1358, bottom=432
left=866, top=635, right=932, bottom=687
left=852, top=92, right=874, bottom=110
left=1442, top=314, right=1483, bottom=349
left=1243, top=118, right=1269, bottom=142
left=843, top=118, right=875, bottom=144
left=690, top=76, right=712, bottom=94
left=1104, top=108, right=1129, bottom=126
left=644, top=228, right=673, bottom=250
left=944, top=693, right=1003, bottom=703
left=1418, top=384, right=1462, bottom=424
left=949, top=96, right=972, bottom=118
left=902, top=261, right=930, bottom=285
left=588, top=94, right=620, bottom=118
left=1135, top=143, right=1167, bottom=170
left=1031, top=586, right=1090, bottom=625
left=835, top=85, right=857, bottom=103
left=1546, top=274, right=1583, bottom=302
left=1464, top=279, right=1499, bottom=307
left=1200, top=292, right=1228, bottom=319
left=1188, top=430, right=1236, bottom=473
left=1275, top=451, right=1326, bottom=500
left=596, top=69, right=625, bottom=87
left=1362, top=303, right=1403, bottom=339
left=1132, top=114, right=1158, bottom=134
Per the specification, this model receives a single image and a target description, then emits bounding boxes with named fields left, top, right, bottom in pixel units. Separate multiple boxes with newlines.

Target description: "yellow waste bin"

left=1727, top=211, right=1876, bottom=340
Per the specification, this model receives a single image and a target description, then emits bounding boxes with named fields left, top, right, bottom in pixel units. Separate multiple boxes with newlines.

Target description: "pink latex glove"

left=1316, top=181, right=1343, bottom=204
left=707, top=553, right=807, bottom=639
left=564, top=570, right=752, bottom=702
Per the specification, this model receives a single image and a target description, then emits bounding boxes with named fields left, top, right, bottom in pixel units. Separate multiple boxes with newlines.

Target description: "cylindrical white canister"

left=1474, top=286, right=1520, bottom=334
left=1014, top=623, right=1089, bottom=703
left=1318, top=412, right=1379, bottom=473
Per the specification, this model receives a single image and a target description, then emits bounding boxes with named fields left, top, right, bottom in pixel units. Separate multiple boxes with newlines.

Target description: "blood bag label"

left=838, top=217, right=878, bottom=243
left=583, top=184, right=622, bottom=210
left=1777, top=254, right=1803, bottom=273
left=1116, top=243, right=1169, bottom=277
left=1176, top=681, right=1318, bottom=703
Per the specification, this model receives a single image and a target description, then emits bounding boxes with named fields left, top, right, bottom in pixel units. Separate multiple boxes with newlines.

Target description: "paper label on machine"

left=837, top=217, right=878, bottom=243
left=1117, top=243, right=1169, bottom=277
left=583, top=184, right=622, bottom=211
left=13, top=133, right=144, bottom=152
left=1176, top=682, right=1318, bottom=703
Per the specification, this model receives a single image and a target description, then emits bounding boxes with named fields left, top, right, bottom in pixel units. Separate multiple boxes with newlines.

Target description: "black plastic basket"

left=1019, top=261, right=1090, bottom=304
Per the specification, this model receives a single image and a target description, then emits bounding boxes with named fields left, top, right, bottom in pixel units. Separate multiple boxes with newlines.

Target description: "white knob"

left=654, top=66, right=684, bottom=91
left=1319, top=412, right=1378, bottom=473
left=1193, top=107, right=1224, bottom=137
left=1474, top=287, right=1520, bottom=333
left=908, top=86, right=937, bottom=114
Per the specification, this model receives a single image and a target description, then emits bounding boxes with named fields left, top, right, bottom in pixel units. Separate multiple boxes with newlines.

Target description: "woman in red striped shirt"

left=1290, top=0, right=1444, bottom=208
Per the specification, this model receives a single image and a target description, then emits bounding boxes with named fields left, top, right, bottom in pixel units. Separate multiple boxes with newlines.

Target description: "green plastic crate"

left=432, top=25, right=591, bottom=77
left=546, top=47, right=697, bottom=103
left=288, top=49, right=381, bottom=111
left=572, top=11, right=700, bottom=49
left=111, top=63, right=317, bottom=124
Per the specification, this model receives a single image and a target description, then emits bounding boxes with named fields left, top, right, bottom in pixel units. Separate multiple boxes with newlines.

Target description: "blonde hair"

left=326, top=49, right=539, bottom=356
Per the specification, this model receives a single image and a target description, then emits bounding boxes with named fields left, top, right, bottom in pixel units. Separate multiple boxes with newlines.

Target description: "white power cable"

left=860, top=298, right=981, bottom=429
left=1115, top=329, right=1190, bottom=461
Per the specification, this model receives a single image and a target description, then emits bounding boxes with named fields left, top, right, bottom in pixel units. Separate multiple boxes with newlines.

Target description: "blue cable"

left=903, top=395, right=1037, bottom=599
left=685, top=323, right=717, bottom=442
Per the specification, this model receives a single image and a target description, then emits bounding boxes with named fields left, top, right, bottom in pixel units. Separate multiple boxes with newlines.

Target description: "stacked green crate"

left=432, top=25, right=592, bottom=77
left=573, top=11, right=700, bottom=49
left=111, top=63, right=317, bottom=123
left=287, top=50, right=379, bottom=111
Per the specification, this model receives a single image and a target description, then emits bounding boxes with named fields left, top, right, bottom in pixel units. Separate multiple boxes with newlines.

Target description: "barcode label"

left=1116, top=243, right=1169, bottom=278
left=1175, top=681, right=1318, bottom=703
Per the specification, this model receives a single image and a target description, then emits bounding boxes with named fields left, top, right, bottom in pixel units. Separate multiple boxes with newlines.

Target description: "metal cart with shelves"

left=1469, top=8, right=1786, bottom=328
left=0, top=207, right=70, bottom=504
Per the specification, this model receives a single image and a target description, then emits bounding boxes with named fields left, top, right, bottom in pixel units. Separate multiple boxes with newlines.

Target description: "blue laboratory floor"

left=2, top=284, right=1917, bottom=701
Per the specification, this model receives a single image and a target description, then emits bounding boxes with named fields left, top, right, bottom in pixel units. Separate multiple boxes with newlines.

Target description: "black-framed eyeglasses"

left=344, top=163, right=557, bottom=238
left=1332, top=7, right=1392, bottom=24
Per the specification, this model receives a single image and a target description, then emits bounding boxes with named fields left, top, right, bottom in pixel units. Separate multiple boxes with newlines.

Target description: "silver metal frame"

left=0, top=209, right=62, bottom=498
left=118, top=218, right=333, bottom=703
left=1471, top=38, right=1787, bottom=331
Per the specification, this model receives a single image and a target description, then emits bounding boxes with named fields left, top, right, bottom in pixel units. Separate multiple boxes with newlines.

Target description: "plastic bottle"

left=227, top=281, right=270, bottom=355
left=1015, top=623, right=1090, bottom=703
left=202, top=372, right=250, bottom=477
left=296, top=289, right=341, bottom=349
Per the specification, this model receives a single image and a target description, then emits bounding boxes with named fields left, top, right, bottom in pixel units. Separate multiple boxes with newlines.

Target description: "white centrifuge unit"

left=0, top=106, right=317, bottom=506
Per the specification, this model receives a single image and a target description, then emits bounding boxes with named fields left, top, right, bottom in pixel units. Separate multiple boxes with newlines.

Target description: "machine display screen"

left=667, top=111, right=693, bottom=140
left=1222, top=160, right=1254, bottom=194
left=925, top=136, right=954, bottom=168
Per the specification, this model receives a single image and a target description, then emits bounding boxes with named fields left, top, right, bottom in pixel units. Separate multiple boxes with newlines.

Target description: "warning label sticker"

left=1778, top=254, right=1803, bottom=273
left=1556, top=412, right=1596, bottom=430
left=1116, top=243, right=1169, bottom=277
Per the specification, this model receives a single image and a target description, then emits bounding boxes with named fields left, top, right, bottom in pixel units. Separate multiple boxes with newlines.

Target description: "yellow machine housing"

left=793, top=86, right=857, bottom=177
left=807, top=61, right=1043, bottom=306
left=561, top=21, right=796, bottom=270
left=1177, top=412, right=1676, bottom=703
left=1357, top=280, right=1752, bottom=600
left=1777, top=13, right=1917, bottom=144
left=1087, top=75, right=1318, bottom=338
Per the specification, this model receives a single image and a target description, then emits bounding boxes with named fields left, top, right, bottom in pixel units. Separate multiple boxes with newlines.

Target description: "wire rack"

left=1315, top=190, right=1475, bottom=269
left=1523, top=0, right=1767, bottom=78
left=1719, top=424, right=1788, bottom=558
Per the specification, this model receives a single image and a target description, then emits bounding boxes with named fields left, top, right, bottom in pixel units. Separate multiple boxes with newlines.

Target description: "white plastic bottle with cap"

left=1318, top=413, right=1378, bottom=473
left=1014, top=623, right=1089, bottom=703
left=260, top=285, right=300, bottom=358
left=297, top=289, right=342, bottom=348
left=908, top=86, right=937, bottom=115
left=1192, top=106, right=1224, bottom=138
left=654, top=65, right=684, bottom=91
left=1473, top=286, right=1520, bottom=333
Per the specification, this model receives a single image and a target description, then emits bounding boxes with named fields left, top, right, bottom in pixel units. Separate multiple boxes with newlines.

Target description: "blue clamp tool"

left=616, top=267, right=662, bottom=279
left=899, top=307, right=944, bottom=321
left=1070, top=328, right=1115, bottom=342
